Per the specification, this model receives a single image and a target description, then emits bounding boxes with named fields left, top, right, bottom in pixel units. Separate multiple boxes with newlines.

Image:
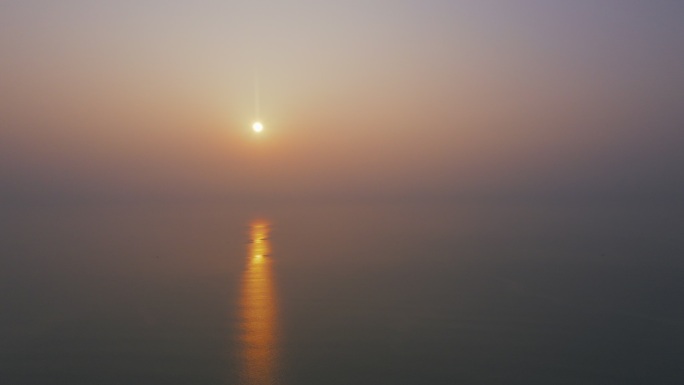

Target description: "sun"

left=252, top=121, right=264, bottom=133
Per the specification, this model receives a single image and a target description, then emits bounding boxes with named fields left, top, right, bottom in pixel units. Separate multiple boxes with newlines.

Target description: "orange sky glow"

left=1, top=1, right=683, bottom=203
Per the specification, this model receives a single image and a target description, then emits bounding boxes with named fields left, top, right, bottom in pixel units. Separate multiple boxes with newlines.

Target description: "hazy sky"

left=2, top=1, right=683, bottom=203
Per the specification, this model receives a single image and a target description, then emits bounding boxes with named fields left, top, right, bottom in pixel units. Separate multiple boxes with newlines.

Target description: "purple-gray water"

left=1, top=201, right=683, bottom=384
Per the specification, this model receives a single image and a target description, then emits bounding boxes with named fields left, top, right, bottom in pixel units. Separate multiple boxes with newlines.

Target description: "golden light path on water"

left=238, top=220, right=279, bottom=385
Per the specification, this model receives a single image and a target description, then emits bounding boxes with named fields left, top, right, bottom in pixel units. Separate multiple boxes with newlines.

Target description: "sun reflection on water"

left=239, top=220, right=279, bottom=385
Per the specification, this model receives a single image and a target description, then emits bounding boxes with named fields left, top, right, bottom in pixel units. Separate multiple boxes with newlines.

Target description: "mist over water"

left=1, top=201, right=683, bottom=384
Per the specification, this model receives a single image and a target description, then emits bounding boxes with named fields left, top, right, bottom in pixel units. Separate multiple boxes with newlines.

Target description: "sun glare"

left=252, top=122, right=264, bottom=133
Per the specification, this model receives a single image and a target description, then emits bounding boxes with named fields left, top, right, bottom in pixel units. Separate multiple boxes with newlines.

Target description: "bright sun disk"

left=252, top=122, right=263, bottom=133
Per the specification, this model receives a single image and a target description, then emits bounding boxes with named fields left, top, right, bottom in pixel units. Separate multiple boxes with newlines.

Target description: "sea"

left=1, top=200, right=683, bottom=384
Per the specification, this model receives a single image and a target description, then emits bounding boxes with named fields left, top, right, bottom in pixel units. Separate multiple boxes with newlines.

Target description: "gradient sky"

left=2, top=1, right=683, bottom=203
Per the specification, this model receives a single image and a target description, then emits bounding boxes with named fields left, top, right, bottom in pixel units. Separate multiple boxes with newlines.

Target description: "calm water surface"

left=1, top=202, right=683, bottom=384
